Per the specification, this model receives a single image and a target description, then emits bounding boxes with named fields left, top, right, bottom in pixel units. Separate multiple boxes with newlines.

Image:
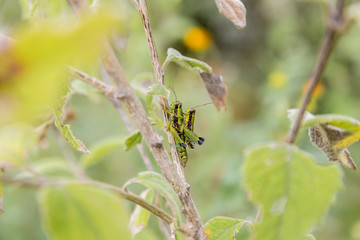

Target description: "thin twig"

left=66, top=1, right=202, bottom=239
left=70, top=66, right=155, bottom=171
left=285, top=0, right=346, bottom=144
left=100, top=65, right=155, bottom=171
left=68, top=66, right=125, bottom=100
left=1, top=176, right=175, bottom=225
left=134, top=0, right=204, bottom=238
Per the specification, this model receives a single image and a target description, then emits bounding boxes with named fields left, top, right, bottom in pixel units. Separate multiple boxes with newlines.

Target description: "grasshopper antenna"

left=192, top=102, right=213, bottom=109
left=169, top=86, right=178, bottom=101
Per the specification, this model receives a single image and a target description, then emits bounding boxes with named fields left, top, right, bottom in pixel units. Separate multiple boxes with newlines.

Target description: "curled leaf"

left=215, top=0, right=246, bottom=29
left=309, top=124, right=358, bottom=170
left=200, top=72, right=227, bottom=112
left=165, top=48, right=212, bottom=73
left=54, top=118, right=90, bottom=154
left=287, top=109, right=360, bottom=169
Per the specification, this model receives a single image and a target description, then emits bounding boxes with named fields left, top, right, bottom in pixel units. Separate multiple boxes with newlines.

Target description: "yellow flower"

left=302, top=79, right=325, bottom=98
left=267, top=71, right=289, bottom=88
left=183, top=27, right=212, bottom=52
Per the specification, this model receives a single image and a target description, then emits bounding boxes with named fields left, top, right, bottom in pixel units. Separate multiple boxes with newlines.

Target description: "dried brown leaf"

left=215, top=0, right=246, bottom=29
left=200, top=72, right=227, bottom=112
left=309, top=124, right=357, bottom=170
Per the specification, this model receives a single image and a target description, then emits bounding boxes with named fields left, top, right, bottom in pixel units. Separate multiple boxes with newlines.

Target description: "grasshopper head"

left=170, top=101, right=182, bottom=110
left=185, top=108, right=196, bottom=115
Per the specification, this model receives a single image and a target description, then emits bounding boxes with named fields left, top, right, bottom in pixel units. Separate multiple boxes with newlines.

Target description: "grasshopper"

left=165, top=101, right=206, bottom=167
left=183, top=108, right=205, bottom=149
left=166, top=101, right=188, bottom=166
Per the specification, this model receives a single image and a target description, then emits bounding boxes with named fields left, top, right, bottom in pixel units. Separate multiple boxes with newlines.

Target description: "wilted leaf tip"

left=215, top=0, right=247, bottom=29
left=200, top=72, right=227, bottom=112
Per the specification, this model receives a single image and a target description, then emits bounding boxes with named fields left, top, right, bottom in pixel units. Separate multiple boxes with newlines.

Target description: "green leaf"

left=165, top=48, right=212, bottom=73
left=129, top=189, right=154, bottom=237
left=38, top=183, right=131, bottom=240
left=0, top=168, right=3, bottom=214
left=16, top=157, right=71, bottom=179
left=19, top=0, right=39, bottom=18
left=80, top=137, right=123, bottom=168
left=243, top=143, right=342, bottom=240
left=203, top=217, right=247, bottom=240
left=54, top=118, right=90, bottom=154
left=134, top=171, right=183, bottom=224
left=347, top=2, right=360, bottom=28
left=287, top=109, right=360, bottom=133
left=0, top=124, right=37, bottom=167
left=124, top=131, right=142, bottom=151
left=175, top=231, right=186, bottom=240
left=145, top=84, right=170, bottom=129
left=0, top=13, right=118, bottom=125
left=304, top=234, right=317, bottom=240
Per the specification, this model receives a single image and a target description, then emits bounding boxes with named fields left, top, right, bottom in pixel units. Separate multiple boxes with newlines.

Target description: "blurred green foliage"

left=1, top=0, right=360, bottom=239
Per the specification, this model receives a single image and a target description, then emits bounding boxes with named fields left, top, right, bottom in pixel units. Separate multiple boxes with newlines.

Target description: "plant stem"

left=100, top=65, right=155, bottom=171
left=285, top=0, right=346, bottom=144
left=66, top=1, right=203, bottom=238
left=1, top=176, right=175, bottom=224
left=70, top=66, right=155, bottom=171
left=134, top=0, right=204, bottom=238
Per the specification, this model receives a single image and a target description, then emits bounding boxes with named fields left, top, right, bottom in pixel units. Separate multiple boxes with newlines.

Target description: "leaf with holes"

left=244, top=143, right=341, bottom=240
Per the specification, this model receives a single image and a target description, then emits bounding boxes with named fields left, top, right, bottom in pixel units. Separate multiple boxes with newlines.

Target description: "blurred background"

left=1, top=0, right=360, bottom=239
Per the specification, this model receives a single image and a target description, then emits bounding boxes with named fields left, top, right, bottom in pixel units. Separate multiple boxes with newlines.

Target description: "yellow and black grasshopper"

left=165, top=101, right=206, bottom=167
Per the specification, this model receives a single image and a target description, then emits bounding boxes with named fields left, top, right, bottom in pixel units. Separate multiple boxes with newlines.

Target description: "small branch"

left=89, top=180, right=174, bottom=224
left=135, top=0, right=204, bottom=238
left=285, top=0, right=346, bottom=144
left=70, top=66, right=155, bottom=171
left=67, top=1, right=203, bottom=239
left=1, top=176, right=175, bottom=225
left=100, top=65, right=155, bottom=171
left=68, top=66, right=125, bottom=100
